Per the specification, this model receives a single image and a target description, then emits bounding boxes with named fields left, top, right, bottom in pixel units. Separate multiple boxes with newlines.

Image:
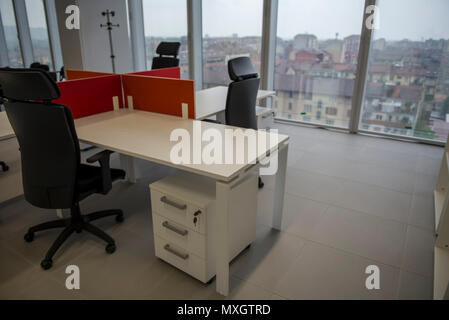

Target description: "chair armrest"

left=86, top=150, right=113, bottom=164
left=87, top=150, right=114, bottom=194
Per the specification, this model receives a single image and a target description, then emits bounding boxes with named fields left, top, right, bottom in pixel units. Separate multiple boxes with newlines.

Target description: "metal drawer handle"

left=162, top=221, right=188, bottom=236
left=160, top=196, right=187, bottom=210
left=164, top=244, right=189, bottom=260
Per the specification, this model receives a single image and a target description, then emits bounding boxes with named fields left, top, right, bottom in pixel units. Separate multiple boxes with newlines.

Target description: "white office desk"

left=195, top=86, right=276, bottom=121
left=75, top=109, right=289, bottom=296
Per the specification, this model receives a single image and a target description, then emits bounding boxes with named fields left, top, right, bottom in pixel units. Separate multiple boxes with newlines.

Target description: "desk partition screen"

left=122, top=74, right=195, bottom=119
left=55, top=75, right=123, bottom=119
left=65, top=69, right=114, bottom=81
left=126, top=67, right=181, bottom=79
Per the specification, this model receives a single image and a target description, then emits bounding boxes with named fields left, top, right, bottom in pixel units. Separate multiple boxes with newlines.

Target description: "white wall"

left=55, top=0, right=84, bottom=70
left=78, top=0, right=132, bottom=74
left=55, top=0, right=133, bottom=74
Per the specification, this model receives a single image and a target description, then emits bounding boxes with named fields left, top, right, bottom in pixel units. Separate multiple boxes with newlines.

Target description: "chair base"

left=0, top=161, right=9, bottom=172
left=258, top=177, right=264, bottom=189
left=24, top=205, right=124, bottom=270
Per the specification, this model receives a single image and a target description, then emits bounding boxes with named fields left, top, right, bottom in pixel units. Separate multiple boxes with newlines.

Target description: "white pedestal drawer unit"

left=150, top=171, right=258, bottom=283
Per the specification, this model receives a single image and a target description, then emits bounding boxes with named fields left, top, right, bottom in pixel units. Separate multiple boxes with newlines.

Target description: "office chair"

left=205, top=57, right=264, bottom=188
left=0, top=68, right=126, bottom=270
left=59, top=66, right=65, bottom=81
left=30, top=62, right=57, bottom=82
left=152, top=42, right=181, bottom=70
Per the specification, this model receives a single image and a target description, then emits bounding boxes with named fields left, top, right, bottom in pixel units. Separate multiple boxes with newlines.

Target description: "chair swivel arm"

left=87, top=150, right=114, bottom=195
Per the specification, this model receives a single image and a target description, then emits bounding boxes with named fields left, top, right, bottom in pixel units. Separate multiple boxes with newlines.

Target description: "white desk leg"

left=56, top=209, right=64, bottom=219
left=216, top=111, right=226, bottom=124
left=120, top=154, right=136, bottom=183
left=272, top=144, right=288, bottom=230
left=216, top=180, right=230, bottom=296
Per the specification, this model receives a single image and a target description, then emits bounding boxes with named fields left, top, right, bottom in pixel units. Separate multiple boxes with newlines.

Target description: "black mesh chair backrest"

left=152, top=42, right=181, bottom=70
left=225, top=57, right=260, bottom=130
left=0, top=68, right=80, bottom=209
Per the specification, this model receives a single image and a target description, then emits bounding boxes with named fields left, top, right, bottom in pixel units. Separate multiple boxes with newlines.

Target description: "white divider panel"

left=112, top=96, right=119, bottom=111
left=127, top=96, right=134, bottom=111
left=182, top=103, right=189, bottom=119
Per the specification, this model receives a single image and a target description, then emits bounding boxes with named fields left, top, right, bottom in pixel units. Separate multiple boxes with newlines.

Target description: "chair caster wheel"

left=258, top=177, right=264, bottom=189
left=41, top=259, right=53, bottom=270
left=24, top=232, right=34, bottom=243
left=106, top=243, right=116, bottom=254
left=115, top=214, right=124, bottom=223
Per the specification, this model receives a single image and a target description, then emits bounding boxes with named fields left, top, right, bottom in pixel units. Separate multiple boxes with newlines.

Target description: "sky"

left=0, top=0, right=47, bottom=28
left=1, top=0, right=448, bottom=41
left=143, top=0, right=449, bottom=41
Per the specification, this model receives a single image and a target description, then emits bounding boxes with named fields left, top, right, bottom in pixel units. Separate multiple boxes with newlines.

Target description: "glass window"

left=326, top=107, right=338, bottom=115
left=360, top=0, right=449, bottom=142
left=25, top=0, right=53, bottom=69
left=202, top=0, right=263, bottom=88
left=0, top=0, right=23, bottom=67
left=274, top=0, right=364, bottom=128
left=142, top=0, right=189, bottom=78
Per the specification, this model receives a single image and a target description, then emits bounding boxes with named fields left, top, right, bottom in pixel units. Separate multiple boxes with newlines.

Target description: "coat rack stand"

left=100, top=10, right=120, bottom=74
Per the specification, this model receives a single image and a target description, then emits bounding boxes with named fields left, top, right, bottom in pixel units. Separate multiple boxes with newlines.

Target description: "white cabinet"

left=433, top=136, right=449, bottom=300
left=150, top=171, right=258, bottom=283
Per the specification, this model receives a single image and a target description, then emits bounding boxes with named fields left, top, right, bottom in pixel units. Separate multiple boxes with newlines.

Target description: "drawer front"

left=150, top=189, right=206, bottom=234
left=153, top=213, right=206, bottom=259
left=154, top=235, right=208, bottom=283
left=258, top=112, right=274, bottom=130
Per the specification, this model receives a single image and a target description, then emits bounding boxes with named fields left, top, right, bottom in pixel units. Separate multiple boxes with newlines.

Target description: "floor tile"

left=402, top=226, right=435, bottom=277
left=408, top=194, right=435, bottom=231
left=275, top=242, right=400, bottom=300
left=231, top=225, right=306, bottom=292
left=397, top=270, right=433, bottom=300
left=308, top=206, right=407, bottom=267
left=331, top=179, right=412, bottom=223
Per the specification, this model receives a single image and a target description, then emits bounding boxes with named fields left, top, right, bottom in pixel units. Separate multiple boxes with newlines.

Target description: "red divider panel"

left=122, top=75, right=195, bottom=119
left=55, top=75, right=123, bottom=119
left=127, top=67, right=181, bottom=79
left=66, top=69, right=113, bottom=80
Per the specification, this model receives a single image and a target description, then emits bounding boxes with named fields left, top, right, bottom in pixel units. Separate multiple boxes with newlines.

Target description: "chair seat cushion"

left=77, top=164, right=125, bottom=200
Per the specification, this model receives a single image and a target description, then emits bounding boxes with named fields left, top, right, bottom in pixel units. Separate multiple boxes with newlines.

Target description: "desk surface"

left=0, top=112, right=14, bottom=141
left=75, top=109, right=288, bottom=182
left=195, top=86, right=276, bottom=120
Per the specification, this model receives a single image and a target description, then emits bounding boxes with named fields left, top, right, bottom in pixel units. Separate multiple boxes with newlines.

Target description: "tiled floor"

left=0, top=122, right=441, bottom=300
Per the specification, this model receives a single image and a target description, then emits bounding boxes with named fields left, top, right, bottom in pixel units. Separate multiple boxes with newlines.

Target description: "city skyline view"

left=141, top=0, right=449, bottom=41
left=2, top=0, right=448, bottom=141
